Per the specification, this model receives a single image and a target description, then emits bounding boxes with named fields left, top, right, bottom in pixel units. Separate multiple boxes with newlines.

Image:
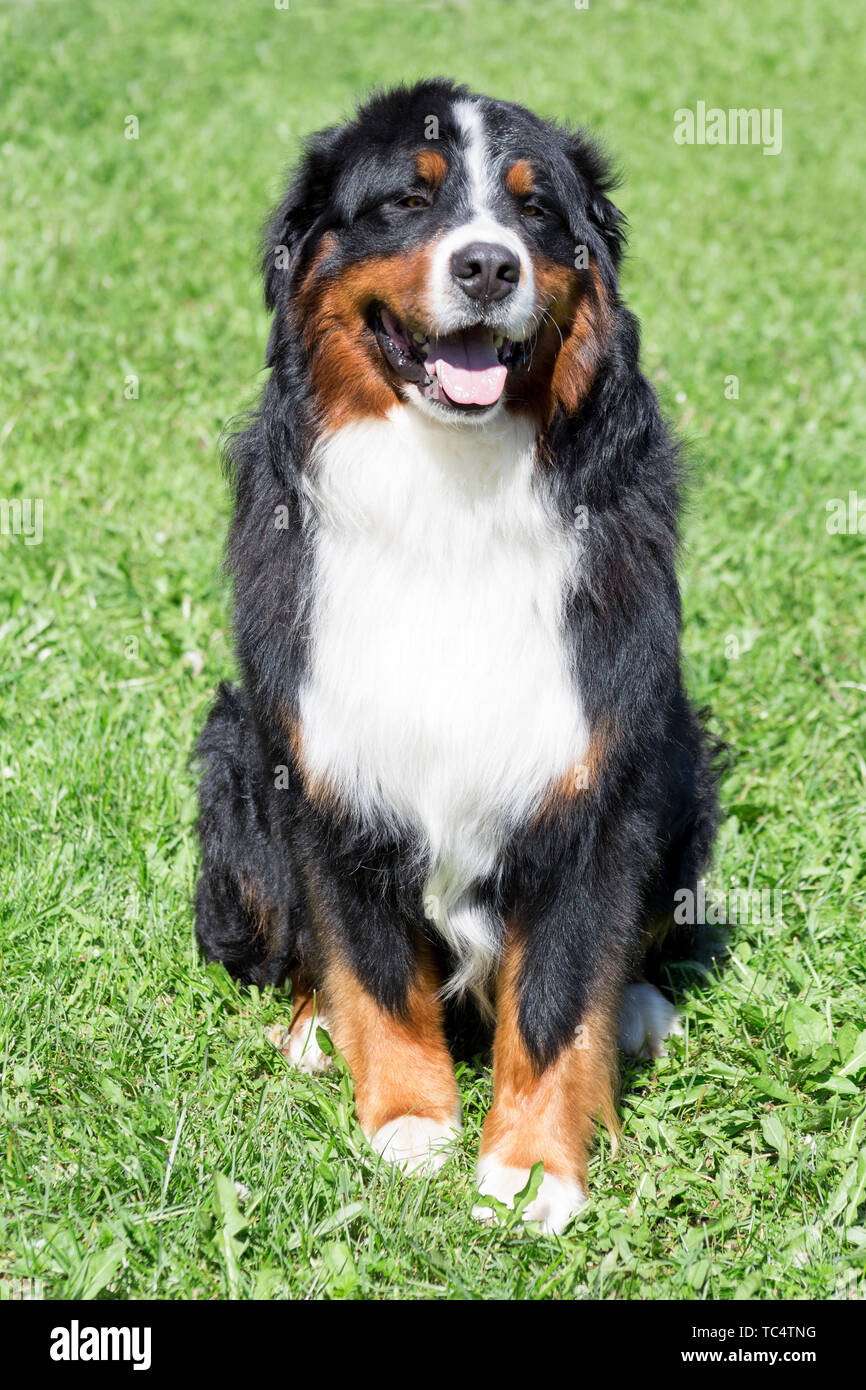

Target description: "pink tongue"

left=431, top=331, right=507, bottom=406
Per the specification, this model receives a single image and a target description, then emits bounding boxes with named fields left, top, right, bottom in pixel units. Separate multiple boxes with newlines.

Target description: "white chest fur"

left=297, top=407, right=589, bottom=1001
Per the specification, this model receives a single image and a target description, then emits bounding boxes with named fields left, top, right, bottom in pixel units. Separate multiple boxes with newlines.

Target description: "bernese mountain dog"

left=195, top=79, right=720, bottom=1233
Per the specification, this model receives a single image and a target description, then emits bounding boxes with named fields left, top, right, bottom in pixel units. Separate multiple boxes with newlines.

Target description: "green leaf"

left=212, top=1173, right=249, bottom=1298
left=98, top=1074, right=125, bottom=1105
left=753, top=1074, right=800, bottom=1103
left=733, top=1271, right=763, bottom=1299
left=79, top=1241, right=127, bottom=1300
left=783, top=1001, right=828, bottom=1053
left=472, top=1161, right=546, bottom=1232
left=252, top=1266, right=284, bottom=1299
left=320, top=1239, right=357, bottom=1295
left=685, top=1257, right=711, bottom=1290
left=205, top=963, right=242, bottom=1007
left=818, top=1076, right=861, bottom=1096
left=511, top=1161, right=545, bottom=1226
left=827, top=1156, right=866, bottom=1226
left=839, top=1029, right=866, bottom=1077
left=315, top=1201, right=365, bottom=1239
left=761, top=1112, right=791, bottom=1166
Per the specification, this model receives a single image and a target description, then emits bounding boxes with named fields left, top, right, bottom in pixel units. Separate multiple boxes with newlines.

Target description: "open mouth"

left=371, top=305, right=533, bottom=413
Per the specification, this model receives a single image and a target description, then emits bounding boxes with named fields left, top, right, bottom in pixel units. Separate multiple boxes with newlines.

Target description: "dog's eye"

left=521, top=202, right=544, bottom=219
left=397, top=193, right=430, bottom=210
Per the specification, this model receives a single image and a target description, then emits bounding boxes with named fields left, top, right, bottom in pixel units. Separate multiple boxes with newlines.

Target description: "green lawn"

left=1, top=0, right=864, bottom=1301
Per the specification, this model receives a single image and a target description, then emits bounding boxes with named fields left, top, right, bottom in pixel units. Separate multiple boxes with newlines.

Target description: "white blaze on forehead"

left=453, top=97, right=494, bottom=213
left=427, top=98, right=535, bottom=335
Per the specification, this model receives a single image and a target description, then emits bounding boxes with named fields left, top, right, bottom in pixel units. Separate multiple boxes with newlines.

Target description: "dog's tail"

left=193, top=682, right=304, bottom=987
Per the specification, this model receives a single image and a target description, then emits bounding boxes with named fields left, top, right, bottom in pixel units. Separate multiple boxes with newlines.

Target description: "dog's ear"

left=261, top=126, right=341, bottom=313
left=586, top=184, right=626, bottom=267
left=563, top=130, right=626, bottom=270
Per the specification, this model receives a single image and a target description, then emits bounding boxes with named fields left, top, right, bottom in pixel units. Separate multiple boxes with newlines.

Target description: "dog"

left=194, top=79, right=719, bottom=1234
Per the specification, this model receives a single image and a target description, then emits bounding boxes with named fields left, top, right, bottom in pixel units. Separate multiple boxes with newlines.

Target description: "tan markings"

left=294, top=244, right=438, bottom=430
left=535, top=717, right=615, bottom=821
left=306, top=231, right=339, bottom=275
left=322, top=942, right=459, bottom=1136
left=237, top=877, right=291, bottom=972
left=505, top=158, right=534, bottom=198
left=264, top=977, right=326, bottom=1060
left=287, top=978, right=321, bottom=1036
left=235, top=873, right=294, bottom=970
left=237, top=874, right=271, bottom=937
left=508, top=259, right=613, bottom=425
left=549, top=261, right=614, bottom=418
left=415, top=148, right=448, bottom=189
left=280, top=709, right=343, bottom=813
left=480, top=934, right=619, bottom=1186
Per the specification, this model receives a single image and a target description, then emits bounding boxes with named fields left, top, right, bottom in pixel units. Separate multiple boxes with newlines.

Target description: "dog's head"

left=263, top=79, right=624, bottom=430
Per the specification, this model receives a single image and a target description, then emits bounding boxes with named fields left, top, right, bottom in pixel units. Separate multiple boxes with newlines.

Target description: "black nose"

left=449, top=241, right=520, bottom=303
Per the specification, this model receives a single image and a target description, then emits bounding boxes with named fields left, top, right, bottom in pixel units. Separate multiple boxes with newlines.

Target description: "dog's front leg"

left=321, top=932, right=462, bottom=1175
left=474, top=906, right=622, bottom=1234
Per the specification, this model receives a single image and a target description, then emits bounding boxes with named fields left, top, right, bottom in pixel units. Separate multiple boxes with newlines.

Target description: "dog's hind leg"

left=194, top=682, right=310, bottom=990
left=620, top=686, right=723, bottom=1056
left=618, top=979, right=683, bottom=1058
left=267, top=983, right=334, bottom=1074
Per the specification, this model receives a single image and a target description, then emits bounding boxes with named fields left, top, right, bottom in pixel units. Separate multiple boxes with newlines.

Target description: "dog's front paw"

left=618, top=981, right=683, bottom=1059
left=370, top=1114, right=461, bottom=1176
left=471, top=1157, right=586, bottom=1235
left=267, top=1013, right=333, bottom=1074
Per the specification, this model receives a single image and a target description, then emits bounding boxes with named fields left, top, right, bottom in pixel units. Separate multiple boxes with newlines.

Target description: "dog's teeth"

left=412, top=331, right=427, bottom=344
left=493, top=333, right=505, bottom=348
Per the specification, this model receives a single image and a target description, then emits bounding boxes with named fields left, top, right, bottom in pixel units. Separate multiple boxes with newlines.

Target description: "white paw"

left=472, top=1157, right=586, bottom=1235
left=370, top=1114, right=461, bottom=1176
left=267, top=1014, right=333, bottom=1074
left=618, top=981, right=683, bottom=1059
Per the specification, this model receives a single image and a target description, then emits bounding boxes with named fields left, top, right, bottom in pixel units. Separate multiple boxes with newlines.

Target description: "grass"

left=1, top=0, right=864, bottom=1301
